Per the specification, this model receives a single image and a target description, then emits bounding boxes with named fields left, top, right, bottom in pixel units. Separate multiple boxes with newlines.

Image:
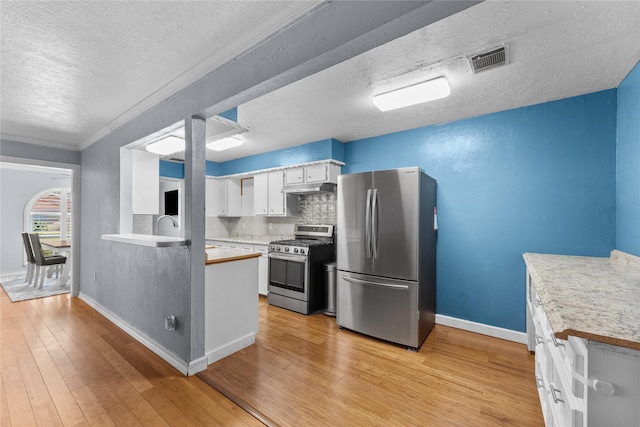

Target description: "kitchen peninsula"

left=204, top=247, right=260, bottom=365
left=523, top=250, right=640, bottom=427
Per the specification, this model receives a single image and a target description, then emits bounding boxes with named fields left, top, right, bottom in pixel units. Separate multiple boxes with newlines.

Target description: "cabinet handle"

left=550, top=334, right=565, bottom=348
left=535, top=335, right=545, bottom=345
left=535, top=376, right=545, bottom=389
left=549, top=384, right=564, bottom=404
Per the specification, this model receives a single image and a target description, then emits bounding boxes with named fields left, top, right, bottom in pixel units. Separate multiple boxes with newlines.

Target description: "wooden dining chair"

left=21, top=232, right=37, bottom=284
left=29, top=233, right=67, bottom=289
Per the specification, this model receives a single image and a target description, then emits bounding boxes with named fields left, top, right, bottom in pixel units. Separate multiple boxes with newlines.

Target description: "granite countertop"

left=205, top=248, right=260, bottom=265
left=523, top=250, right=640, bottom=350
left=206, top=235, right=293, bottom=245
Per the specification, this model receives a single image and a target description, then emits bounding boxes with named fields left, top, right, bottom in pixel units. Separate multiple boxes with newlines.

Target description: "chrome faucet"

left=155, top=215, right=179, bottom=235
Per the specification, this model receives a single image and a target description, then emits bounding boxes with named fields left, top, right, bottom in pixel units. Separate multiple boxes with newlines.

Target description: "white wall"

left=0, top=164, right=71, bottom=273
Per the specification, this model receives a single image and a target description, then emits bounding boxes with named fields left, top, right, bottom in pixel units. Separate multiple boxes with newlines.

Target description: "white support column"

left=184, top=116, right=207, bottom=368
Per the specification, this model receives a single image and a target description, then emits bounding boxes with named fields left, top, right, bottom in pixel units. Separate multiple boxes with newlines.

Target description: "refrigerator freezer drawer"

left=337, top=271, right=419, bottom=348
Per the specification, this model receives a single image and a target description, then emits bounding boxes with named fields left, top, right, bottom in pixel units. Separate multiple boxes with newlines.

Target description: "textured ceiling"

left=1, top=1, right=639, bottom=162
left=0, top=1, right=321, bottom=149
left=227, top=0, right=640, bottom=161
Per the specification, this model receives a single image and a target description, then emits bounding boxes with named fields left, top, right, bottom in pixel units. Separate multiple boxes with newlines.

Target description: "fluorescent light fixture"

left=145, top=136, right=185, bottom=155
left=207, top=136, right=243, bottom=151
left=373, top=77, right=450, bottom=112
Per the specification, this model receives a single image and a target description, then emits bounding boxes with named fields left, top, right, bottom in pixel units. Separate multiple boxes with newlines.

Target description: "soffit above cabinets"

left=129, top=116, right=248, bottom=161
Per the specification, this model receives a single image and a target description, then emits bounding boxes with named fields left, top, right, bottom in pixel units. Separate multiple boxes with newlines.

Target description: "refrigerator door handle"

left=342, top=275, right=409, bottom=291
left=365, top=189, right=372, bottom=259
left=371, top=188, right=379, bottom=259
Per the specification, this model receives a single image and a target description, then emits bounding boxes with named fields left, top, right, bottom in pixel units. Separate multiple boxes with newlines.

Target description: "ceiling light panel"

left=373, top=77, right=451, bottom=112
left=146, top=136, right=185, bottom=155
left=207, top=136, right=243, bottom=151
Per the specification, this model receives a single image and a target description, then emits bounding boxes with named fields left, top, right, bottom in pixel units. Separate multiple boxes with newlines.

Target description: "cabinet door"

left=305, top=164, right=328, bottom=183
left=216, top=178, right=242, bottom=217
left=284, top=168, right=304, bottom=185
left=205, top=178, right=218, bottom=217
left=131, top=150, right=159, bottom=214
left=268, top=172, right=285, bottom=216
left=226, top=178, right=242, bottom=217
left=254, top=173, right=268, bottom=215
left=255, top=245, right=269, bottom=295
left=217, top=179, right=228, bottom=216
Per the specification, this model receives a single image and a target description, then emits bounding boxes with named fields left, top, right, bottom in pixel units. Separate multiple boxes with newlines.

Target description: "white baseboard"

left=187, top=356, right=208, bottom=376
left=436, top=314, right=527, bottom=344
left=206, top=333, right=255, bottom=365
left=78, top=292, right=206, bottom=376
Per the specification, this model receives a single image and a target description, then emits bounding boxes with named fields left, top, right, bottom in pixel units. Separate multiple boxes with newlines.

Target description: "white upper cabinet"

left=268, top=171, right=286, bottom=216
left=241, top=178, right=254, bottom=217
left=131, top=150, right=159, bottom=215
left=218, top=177, right=242, bottom=217
left=283, top=162, right=341, bottom=185
left=254, top=173, right=269, bottom=215
left=305, top=164, right=328, bottom=183
left=253, top=171, right=298, bottom=217
left=284, top=168, right=304, bottom=185
left=205, top=177, right=218, bottom=217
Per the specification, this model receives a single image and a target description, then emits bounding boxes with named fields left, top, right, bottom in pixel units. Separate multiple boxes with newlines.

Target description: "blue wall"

left=159, top=160, right=184, bottom=179
left=218, top=107, right=238, bottom=122
left=616, top=61, right=640, bottom=256
left=208, top=138, right=344, bottom=176
left=343, top=90, right=617, bottom=332
left=155, top=89, right=621, bottom=333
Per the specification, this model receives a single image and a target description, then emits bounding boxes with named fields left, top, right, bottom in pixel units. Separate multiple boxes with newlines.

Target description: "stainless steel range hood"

left=281, top=182, right=337, bottom=195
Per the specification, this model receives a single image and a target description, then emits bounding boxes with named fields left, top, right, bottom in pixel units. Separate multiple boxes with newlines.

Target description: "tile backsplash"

left=206, top=192, right=337, bottom=238
left=299, top=192, right=336, bottom=225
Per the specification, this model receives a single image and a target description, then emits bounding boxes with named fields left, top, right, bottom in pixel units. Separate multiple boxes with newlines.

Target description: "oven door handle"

left=268, top=252, right=308, bottom=263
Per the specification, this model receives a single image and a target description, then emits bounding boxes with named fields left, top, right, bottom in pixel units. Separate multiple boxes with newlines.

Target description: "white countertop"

left=523, top=250, right=640, bottom=350
left=205, top=248, right=260, bottom=265
left=102, top=233, right=189, bottom=247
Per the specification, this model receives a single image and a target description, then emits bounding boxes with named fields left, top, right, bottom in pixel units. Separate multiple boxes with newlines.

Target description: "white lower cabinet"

left=254, top=244, right=269, bottom=296
left=526, top=271, right=639, bottom=427
left=207, top=241, right=269, bottom=296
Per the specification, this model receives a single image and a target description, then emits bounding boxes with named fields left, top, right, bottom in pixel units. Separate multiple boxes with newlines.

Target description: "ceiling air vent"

left=469, top=46, right=507, bottom=74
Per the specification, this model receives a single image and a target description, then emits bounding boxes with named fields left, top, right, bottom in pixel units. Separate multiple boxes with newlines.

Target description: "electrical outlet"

left=165, top=315, right=176, bottom=331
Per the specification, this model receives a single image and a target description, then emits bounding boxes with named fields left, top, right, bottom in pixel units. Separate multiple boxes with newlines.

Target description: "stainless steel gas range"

left=267, top=224, right=335, bottom=315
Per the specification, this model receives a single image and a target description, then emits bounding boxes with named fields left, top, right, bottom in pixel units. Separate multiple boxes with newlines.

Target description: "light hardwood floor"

left=1, top=288, right=543, bottom=426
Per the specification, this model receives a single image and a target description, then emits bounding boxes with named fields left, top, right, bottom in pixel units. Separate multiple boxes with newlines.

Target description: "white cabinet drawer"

left=526, top=266, right=640, bottom=427
left=531, top=282, right=585, bottom=425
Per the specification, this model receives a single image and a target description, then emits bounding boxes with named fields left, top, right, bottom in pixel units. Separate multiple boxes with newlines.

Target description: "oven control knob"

left=285, top=247, right=290, bottom=252
left=300, top=248, right=306, bottom=255
left=293, top=248, right=299, bottom=253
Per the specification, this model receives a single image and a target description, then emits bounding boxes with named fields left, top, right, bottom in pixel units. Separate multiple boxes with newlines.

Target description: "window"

left=25, top=188, right=72, bottom=239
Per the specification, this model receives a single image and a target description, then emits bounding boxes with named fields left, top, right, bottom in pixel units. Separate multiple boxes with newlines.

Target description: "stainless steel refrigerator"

left=336, top=167, right=437, bottom=349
